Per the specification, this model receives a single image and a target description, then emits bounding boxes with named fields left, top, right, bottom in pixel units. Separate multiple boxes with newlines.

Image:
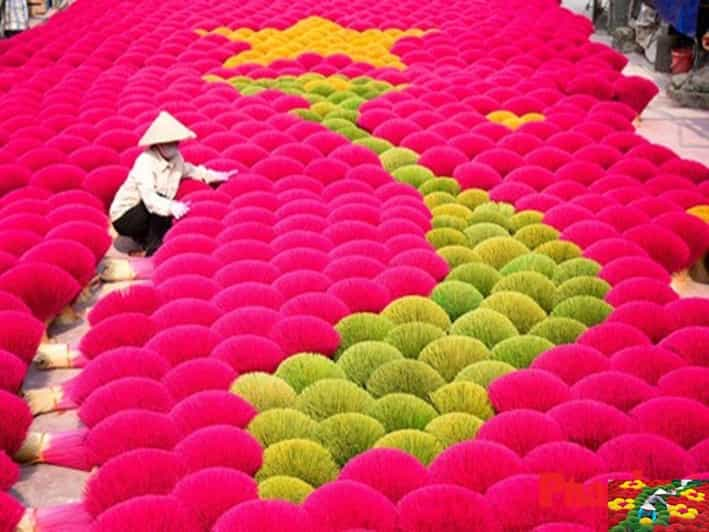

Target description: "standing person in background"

left=2, top=0, right=29, bottom=37
left=109, top=111, right=237, bottom=257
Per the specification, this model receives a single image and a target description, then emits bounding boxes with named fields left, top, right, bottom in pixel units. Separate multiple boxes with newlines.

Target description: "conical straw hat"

left=138, top=111, right=197, bottom=147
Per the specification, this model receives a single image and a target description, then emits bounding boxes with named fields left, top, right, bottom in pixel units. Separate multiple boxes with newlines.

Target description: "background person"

left=2, top=0, right=29, bottom=37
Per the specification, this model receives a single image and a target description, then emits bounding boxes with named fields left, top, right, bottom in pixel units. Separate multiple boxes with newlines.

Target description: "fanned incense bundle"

left=0, top=449, right=19, bottom=490
left=36, top=313, right=157, bottom=369
left=0, top=349, right=26, bottom=393
left=213, top=500, right=315, bottom=532
left=98, top=257, right=154, bottom=283
left=0, top=263, right=80, bottom=322
left=161, top=358, right=237, bottom=401
left=0, top=390, right=32, bottom=457
left=175, top=424, right=263, bottom=475
left=15, top=410, right=180, bottom=471
left=91, top=495, right=201, bottom=532
left=25, top=347, right=169, bottom=416
left=78, top=377, right=174, bottom=428
left=304, top=480, right=398, bottom=532
left=87, top=285, right=161, bottom=326
left=84, top=449, right=187, bottom=517
left=172, top=467, right=258, bottom=529
left=21, top=239, right=98, bottom=286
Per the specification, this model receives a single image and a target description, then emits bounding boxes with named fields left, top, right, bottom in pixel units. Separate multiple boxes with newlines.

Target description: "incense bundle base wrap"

left=14, top=429, right=91, bottom=471
left=24, top=386, right=74, bottom=417
left=98, top=257, right=153, bottom=283
left=16, top=504, right=91, bottom=532
left=34, top=343, right=83, bottom=370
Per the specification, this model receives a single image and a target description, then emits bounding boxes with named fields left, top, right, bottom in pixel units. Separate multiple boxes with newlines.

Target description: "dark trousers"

left=112, top=202, right=171, bottom=256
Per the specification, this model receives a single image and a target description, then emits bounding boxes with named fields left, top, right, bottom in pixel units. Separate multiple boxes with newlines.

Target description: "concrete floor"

left=563, top=0, right=709, bottom=164
left=12, top=243, right=135, bottom=508
left=561, top=2, right=709, bottom=299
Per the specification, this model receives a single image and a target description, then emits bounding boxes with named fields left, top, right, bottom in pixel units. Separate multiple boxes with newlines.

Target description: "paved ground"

left=12, top=241, right=135, bottom=508
left=564, top=0, right=709, bottom=164
left=564, top=0, right=709, bottom=298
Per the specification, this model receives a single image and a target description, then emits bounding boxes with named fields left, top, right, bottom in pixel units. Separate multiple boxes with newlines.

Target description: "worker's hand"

left=211, top=169, right=238, bottom=183
left=170, top=201, right=190, bottom=220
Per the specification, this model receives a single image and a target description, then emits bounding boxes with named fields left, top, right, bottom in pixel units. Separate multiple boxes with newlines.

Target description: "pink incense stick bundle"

left=161, top=358, right=237, bottom=401
left=47, top=190, right=103, bottom=212
left=78, top=377, right=174, bottom=428
left=15, top=410, right=180, bottom=471
left=84, top=448, right=187, bottom=517
left=152, top=253, right=221, bottom=285
left=35, top=313, right=158, bottom=370
left=338, top=449, right=430, bottom=503
left=0, top=348, right=26, bottom=393
left=0, top=449, right=19, bottom=490
left=172, top=467, right=258, bottom=530
left=429, top=440, right=526, bottom=494
left=170, top=390, right=257, bottom=436
left=213, top=500, right=316, bottom=532
left=0, top=311, right=45, bottom=365
left=0, top=491, right=24, bottom=531
left=151, top=298, right=221, bottom=328
left=145, top=325, right=223, bottom=367
left=0, top=262, right=80, bottom=322
left=303, top=480, right=399, bottom=532
left=0, top=390, right=33, bottom=457
left=269, top=315, right=340, bottom=357
left=175, top=424, right=263, bottom=475
left=47, top=204, right=107, bottom=229
left=98, top=256, right=154, bottom=283
left=87, top=285, right=161, bottom=326
left=151, top=234, right=218, bottom=265
left=5, top=499, right=91, bottom=532
left=398, top=484, right=498, bottom=532
left=211, top=335, right=287, bottom=374
left=212, top=282, right=285, bottom=313
left=212, top=307, right=282, bottom=338
left=21, top=239, right=98, bottom=287
left=0, top=229, right=42, bottom=258
left=25, top=347, right=169, bottom=416
left=14, top=428, right=91, bottom=471
left=91, top=495, right=201, bottom=532
left=155, top=274, right=221, bottom=302
left=79, top=313, right=157, bottom=363
left=273, top=270, right=332, bottom=300
left=0, top=290, right=32, bottom=314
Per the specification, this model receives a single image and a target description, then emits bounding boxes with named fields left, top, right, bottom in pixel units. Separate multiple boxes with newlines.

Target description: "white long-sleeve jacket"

left=109, top=147, right=218, bottom=221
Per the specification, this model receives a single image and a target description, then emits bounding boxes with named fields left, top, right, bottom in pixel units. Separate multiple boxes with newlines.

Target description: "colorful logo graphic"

left=608, top=480, right=709, bottom=531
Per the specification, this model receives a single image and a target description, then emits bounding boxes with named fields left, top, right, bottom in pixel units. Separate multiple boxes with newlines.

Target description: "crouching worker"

left=110, top=111, right=236, bottom=256
left=101, top=111, right=237, bottom=282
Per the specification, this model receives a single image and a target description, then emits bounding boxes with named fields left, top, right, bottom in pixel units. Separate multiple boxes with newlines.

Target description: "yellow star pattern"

left=198, top=16, right=427, bottom=70
left=486, top=110, right=546, bottom=130
left=687, top=204, right=709, bottom=223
